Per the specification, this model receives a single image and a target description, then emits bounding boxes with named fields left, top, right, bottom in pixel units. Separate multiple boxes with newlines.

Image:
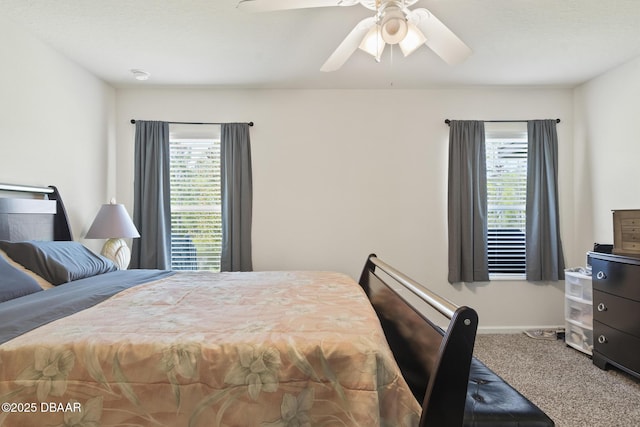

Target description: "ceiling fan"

left=237, top=0, right=472, bottom=72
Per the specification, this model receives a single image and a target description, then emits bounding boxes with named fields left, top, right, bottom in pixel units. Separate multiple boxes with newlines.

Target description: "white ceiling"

left=2, top=0, right=640, bottom=89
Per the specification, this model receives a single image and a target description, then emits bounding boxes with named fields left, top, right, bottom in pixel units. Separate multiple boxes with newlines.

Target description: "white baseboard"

left=478, top=325, right=565, bottom=334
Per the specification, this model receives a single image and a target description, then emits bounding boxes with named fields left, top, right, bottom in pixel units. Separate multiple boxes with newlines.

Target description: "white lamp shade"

left=359, top=25, right=386, bottom=60
left=399, top=22, right=427, bottom=57
left=85, top=203, right=140, bottom=239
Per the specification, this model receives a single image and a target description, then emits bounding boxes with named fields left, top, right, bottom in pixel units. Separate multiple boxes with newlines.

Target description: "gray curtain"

left=526, top=120, right=565, bottom=280
left=220, top=123, right=253, bottom=272
left=447, top=120, right=489, bottom=283
left=130, top=121, right=172, bottom=270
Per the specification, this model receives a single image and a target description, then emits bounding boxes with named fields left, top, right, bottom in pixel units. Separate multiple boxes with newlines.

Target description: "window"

left=485, top=122, right=528, bottom=278
left=169, top=124, right=222, bottom=271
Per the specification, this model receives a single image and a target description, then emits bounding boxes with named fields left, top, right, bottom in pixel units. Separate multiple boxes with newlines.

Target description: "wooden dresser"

left=589, top=252, right=640, bottom=379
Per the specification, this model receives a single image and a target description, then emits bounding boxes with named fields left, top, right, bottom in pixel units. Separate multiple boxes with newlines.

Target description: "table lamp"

left=85, top=199, right=140, bottom=269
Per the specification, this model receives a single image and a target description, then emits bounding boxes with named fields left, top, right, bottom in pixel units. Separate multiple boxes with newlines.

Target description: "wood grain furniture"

left=363, top=258, right=555, bottom=426
left=613, top=209, right=640, bottom=256
left=590, top=251, right=640, bottom=379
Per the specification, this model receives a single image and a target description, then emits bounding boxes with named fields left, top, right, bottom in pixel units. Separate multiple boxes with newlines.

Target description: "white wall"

left=574, top=56, right=640, bottom=249
left=116, top=87, right=574, bottom=330
left=1, top=10, right=586, bottom=330
left=0, top=16, right=116, bottom=251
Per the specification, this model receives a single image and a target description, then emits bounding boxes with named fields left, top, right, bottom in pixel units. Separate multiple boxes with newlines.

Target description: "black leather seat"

left=464, top=358, right=555, bottom=426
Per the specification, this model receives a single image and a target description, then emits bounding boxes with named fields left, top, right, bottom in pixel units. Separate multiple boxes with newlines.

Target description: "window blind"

left=485, top=123, right=528, bottom=276
left=169, top=130, right=222, bottom=271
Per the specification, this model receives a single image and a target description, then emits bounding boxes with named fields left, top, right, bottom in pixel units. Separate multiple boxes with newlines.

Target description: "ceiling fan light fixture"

left=358, top=25, right=386, bottom=61
left=399, top=22, right=427, bottom=57
left=380, top=6, right=407, bottom=45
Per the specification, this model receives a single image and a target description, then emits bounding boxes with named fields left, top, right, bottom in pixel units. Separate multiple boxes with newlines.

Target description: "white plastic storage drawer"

left=565, top=270, right=593, bottom=302
left=565, top=298, right=593, bottom=327
left=565, top=322, right=593, bottom=355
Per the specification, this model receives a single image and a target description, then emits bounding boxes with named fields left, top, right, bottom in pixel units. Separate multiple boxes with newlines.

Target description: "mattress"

left=0, top=270, right=421, bottom=426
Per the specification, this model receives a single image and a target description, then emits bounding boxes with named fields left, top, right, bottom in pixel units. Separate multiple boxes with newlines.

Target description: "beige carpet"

left=473, top=333, right=640, bottom=427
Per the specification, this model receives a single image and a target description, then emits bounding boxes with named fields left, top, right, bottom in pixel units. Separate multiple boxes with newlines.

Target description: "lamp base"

left=101, top=238, right=131, bottom=270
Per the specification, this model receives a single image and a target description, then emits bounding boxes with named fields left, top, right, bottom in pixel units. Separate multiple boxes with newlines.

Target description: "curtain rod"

left=130, top=119, right=254, bottom=126
left=444, top=119, right=560, bottom=126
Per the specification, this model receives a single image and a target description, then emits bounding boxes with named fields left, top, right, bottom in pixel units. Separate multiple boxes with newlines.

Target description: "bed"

left=0, top=183, right=479, bottom=427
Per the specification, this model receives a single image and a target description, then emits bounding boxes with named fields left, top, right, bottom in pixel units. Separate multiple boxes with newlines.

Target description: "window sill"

left=489, top=274, right=526, bottom=281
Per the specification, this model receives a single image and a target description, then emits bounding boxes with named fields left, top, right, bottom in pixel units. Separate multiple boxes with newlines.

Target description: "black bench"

left=465, top=357, right=554, bottom=426
left=359, top=255, right=554, bottom=427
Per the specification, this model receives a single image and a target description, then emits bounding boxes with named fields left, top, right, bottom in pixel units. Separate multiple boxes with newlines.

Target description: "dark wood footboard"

left=359, top=254, right=478, bottom=427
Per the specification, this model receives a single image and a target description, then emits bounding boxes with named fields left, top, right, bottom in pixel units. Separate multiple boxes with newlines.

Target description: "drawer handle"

left=597, top=303, right=607, bottom=312
left=596, top=271, right=607, bottom=280
left=598, top=335, right=608, bottom=344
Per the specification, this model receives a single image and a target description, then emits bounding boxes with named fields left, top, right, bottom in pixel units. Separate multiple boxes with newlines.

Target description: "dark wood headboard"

left=0, top=184, right=73, bottom=242
left=359, top=254, right=478, bottom=427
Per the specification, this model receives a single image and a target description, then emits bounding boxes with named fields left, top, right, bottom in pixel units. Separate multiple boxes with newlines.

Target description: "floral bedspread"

left=0, top=271, right=421, bottom=426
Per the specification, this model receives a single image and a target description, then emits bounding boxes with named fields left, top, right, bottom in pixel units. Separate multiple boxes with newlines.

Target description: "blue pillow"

left=0, top=241, right=117, bottom=285
left=0, top=255, right=42, bottom=302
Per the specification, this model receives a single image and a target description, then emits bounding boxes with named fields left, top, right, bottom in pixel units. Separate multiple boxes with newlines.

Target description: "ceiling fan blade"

left=320, top=17, right=376, bottom=72
left=407, top=8, right=471, bottom=65
left=237, top=0, right=347, bottom=13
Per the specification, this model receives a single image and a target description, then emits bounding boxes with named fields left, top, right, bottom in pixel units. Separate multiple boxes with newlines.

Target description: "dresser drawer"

left=593, top=290, right=640, bottom=338
left=593, top=321, right=640, bottom=374
left=592, top=258, right=640, bottom=302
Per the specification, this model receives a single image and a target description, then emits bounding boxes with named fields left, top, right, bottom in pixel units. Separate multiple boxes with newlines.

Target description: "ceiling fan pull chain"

left=376, top=24, right=383, bottom=62
left=387, top=44, right=397, bottom=88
